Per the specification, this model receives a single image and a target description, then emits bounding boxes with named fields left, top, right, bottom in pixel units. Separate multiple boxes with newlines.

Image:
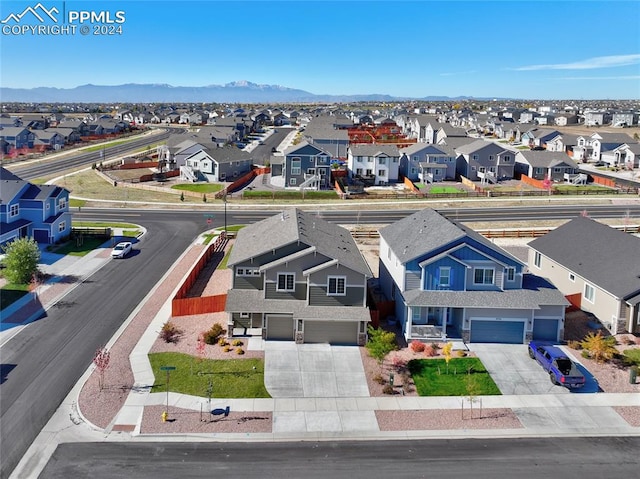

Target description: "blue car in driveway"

left=528, top=341, right=586, bottom=389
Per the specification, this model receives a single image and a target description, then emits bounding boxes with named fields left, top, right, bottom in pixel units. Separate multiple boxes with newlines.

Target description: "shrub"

left=160, top=321, right=183, bottom=343
left=456, top=350, right=467, bottom=357
left=567, top=340, right=582, bottom=350
left=223, top=345, right=231, bottom=352
left=373, top=373, right=385, bottom=385
left=430, top=342, right=440, bottom=351
left=391, top=356, right=407, bottom=372
left=424, top=344, right=439, bottom=357
left=581, top=331, right=618, bottom=362
left=231, top=339, right=243, bottom=347
left=382, top=384, right=394, bottom=395
left=581, top=350, right=591, bottom=359
left=217, top=337, right=228, bottom=347
left=203, top=323, right=226, bottom=345
left=235, top=347, right=245, bottom=355
left=410, top=340, right=426, bottom=353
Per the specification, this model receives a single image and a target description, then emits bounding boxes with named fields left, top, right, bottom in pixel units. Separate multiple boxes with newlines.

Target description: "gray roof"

left=404, top=275, right=568, bottom=308
left=516, top=150, right=578, bottom=168
left=0, top=167, right=22, bottom=181
left=227, top=208, right=371, bottom=277
left=529, top=216, right=640, bottom=300
left=348, top=144, right=400, bottom=157
left=225, top=289, right=370, bottom=321
left=454, top=139, right=507, bottom=156
left=379, top=208, right=523, bottom=266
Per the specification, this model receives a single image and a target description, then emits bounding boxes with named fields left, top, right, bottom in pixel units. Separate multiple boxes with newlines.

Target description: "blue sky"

left=1, top=0, right=639, bottom=99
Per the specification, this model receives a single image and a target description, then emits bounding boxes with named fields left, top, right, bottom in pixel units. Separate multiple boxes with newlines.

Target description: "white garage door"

left=303, top=321, right=358, bottom=345
left=266, top=315, right=294, bottom=340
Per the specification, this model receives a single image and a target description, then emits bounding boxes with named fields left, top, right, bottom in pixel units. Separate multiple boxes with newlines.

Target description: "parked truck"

left=528, top=341, right=586, bottom=389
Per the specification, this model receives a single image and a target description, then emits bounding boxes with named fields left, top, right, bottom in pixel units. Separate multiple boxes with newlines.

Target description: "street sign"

left=160, top=366, right=176, bottom=371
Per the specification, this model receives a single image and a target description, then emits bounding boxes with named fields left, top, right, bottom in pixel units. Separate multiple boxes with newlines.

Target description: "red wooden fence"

left=565, top=293, right=582, bottom=311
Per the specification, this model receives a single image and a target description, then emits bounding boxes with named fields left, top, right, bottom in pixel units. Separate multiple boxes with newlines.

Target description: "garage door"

left=304, top=320, right=358, bottom=345
left=33, top=229, right=49, bottom=243
left=266, top=315, right=294, bottom=340
left=533, top=318, right=559, bottom=341
left=470, top=319, right=524, bottom=344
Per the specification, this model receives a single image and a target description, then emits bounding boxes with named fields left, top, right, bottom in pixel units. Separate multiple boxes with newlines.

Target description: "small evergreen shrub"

left=382, top=384, right=394, bottom=395
left=217, top=337, right=228, bottom=347
left=410, top=340, right=426, bottom=353
left=235, top=347, right=245, bottom=355
left=223, top=345, right=231, bottom=352
left=424, top=344, right=438, bottom=357
left=231, top=339, right=243, bottom=347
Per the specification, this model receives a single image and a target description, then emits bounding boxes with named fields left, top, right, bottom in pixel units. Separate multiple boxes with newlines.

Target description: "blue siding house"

left=378, top=208, right=568, bottom=344
left=1, top=167, right=72, bottom=247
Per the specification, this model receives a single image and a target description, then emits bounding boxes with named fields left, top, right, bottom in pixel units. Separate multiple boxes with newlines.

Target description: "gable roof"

left=228, top=208, right=371, bottom=277
left=529, top=216, right=640, bottom=300
left=516, top=150, right=578, bottom=168
left=348, top=144, right=400, bottom=157
left=454, top=139, right=508, bottom=156
left=379, top=208, right=516, bottom=265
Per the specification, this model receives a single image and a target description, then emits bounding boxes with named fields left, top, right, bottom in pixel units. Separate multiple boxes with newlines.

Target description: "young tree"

left=581, top=331, right=618, bottom=362
left=442, top=342, right=453, bottom=374
left=93, top=347, right=111, bottom=390
left=365, top=325, right=398, bottom=373
left=1, top=237, right=40, bottom=284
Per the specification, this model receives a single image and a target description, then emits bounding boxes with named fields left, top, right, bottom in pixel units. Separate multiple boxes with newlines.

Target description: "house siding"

left=308, top=285, right=365, bottom=306
left=265, top=282, right=307, bottom=301
left=233, top=275, right=263, bottom=290
left=423, top=258, right=466, bottom=291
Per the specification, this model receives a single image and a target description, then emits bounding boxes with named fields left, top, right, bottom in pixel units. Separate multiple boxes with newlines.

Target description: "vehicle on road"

left=111, top=241, right=133, bottom=259
left=528, top=341, right=585, bottom=388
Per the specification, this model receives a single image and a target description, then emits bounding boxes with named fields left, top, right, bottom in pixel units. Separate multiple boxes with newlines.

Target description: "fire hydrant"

left=162, top=411, right=168, bottom=422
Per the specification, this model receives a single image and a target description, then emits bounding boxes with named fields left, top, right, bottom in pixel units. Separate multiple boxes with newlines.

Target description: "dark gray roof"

left=529, top=216, right=640, bottom=300
left=0, top=167, right=22, bottom=181
left=516, top=151, right=578, bottom=168
left=379, top=208, right=523, bottom=266
left=227, top=208, right=371, bottom=277
left=404, top=275, right=568, bottom=308
left=225, top=289, right=370, bottom=321
left=454, top=139, right=508, bottom=156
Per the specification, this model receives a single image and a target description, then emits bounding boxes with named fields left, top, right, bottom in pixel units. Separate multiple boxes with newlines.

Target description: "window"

left=327, top=276, right=346, bottom=296
left=584, top=283, right=595, bottom=303
left=474, top=268, right=494, bottom=285
left=569, top=273, right=575, bottom=282
left=291, top=158, right=301, bottom=175
left=379, top=157, right=386, bottom=165
left=277, top=273, right=295, bottom=292
left=237, top=268, right=259, bottom=277
left=378, top=170, right=386, bottom=177
left=289, top=178, right=297, bottom=185
left=438, top=267, right=451, bottom=287
left=392, top=157, right=398, bottom=163
left=489, top=155, right=494, bottom=161
left=239, top=312, right=250, bottom=319
left=58, top=221, right=66, bottom=233
left=503, top=155, right=511, bottom=162
left=9, top=204, right=19, bottom=217
left=534, top=251, right=541, bottom=268
left=307, top=168, right=315, bottom=175
left=506, top=267, right=515, bottom=281
left=58, top=198, right=67, bottom=210
left=472, top=154, right=479, bottom=161
left=356, top=168, right=363, bottom=175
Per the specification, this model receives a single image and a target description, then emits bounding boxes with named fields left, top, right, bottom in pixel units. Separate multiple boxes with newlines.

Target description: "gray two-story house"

left=378, top=209, right=568, bottom=344
left=282, top=142, right=332, bottom=190
left=455, top=140, right=515, bottom=183
left=225, top=208, right=372, bottom=345
left=399, top=143, right=457, bottom=183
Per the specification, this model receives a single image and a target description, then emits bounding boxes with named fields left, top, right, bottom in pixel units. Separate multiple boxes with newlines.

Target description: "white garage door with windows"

left=303, top=320, right=358, bottom=345
left=470, top=318, right=525, bottom=344
left=266, top=315, right=294, bottom=340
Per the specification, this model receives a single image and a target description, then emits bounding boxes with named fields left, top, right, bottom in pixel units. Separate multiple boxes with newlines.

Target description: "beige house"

left=528, top=217, right=640, bottom=335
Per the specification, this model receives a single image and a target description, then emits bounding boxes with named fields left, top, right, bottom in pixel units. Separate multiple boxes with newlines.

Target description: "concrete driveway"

left=469, top=343, right=572, bottom=395
left=264, top=342, right=369, bottom=398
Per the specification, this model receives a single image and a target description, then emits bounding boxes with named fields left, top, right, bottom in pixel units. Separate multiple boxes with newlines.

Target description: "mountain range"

left=0, top=81, right=483, bottom=103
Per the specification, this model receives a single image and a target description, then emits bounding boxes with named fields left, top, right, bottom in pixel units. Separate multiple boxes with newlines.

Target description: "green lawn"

left=408, top=358, right=501, bottom=396
left=47, top=236, right=109, bottom=256
left=429, top=186, right=465, bottom=194
left=171, top=183, right=224, bottom=194
left=553, top=185, right=613, bottom=193
left=83, top=139, right=138, bottom=152
left=73, top=221, right=139, bottom=229
left=0, top=284, right=30, bottom=310
left=148, top=352, right=271, bottom=398
left=243, top=190, right=338, bottom=200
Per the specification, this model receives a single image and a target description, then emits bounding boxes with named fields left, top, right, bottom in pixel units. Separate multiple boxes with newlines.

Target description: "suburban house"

left=398, top=143, right=457, bottom=183
left=0, top=127, right=35, bottom=152
left=171, top=139, right=253, bottom=182
left=0, top=167, right=72, bottom=246
left=514, top=150, right=580, bottom=182
left=277, top=142, right=332, bottom=190
left=303, top=116, right=351, bottom=159
left=225, top=208, right=372, bottom=345
left=528, top=216, right=640, bottom=335
left=347, top=144, right=400, bottom=185
left=454, top=139, right=515, bottom=183
left=378, top=208, right=568, bottom=344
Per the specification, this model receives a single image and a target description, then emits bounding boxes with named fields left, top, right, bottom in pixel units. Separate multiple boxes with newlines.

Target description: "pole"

left=166, top=369, right=170, bottom=416
left=224, top=193, right=227, bottom=233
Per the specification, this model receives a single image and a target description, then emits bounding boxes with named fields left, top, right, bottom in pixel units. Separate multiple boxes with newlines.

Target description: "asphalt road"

left=0, top=215, right=206, bottom=479
left=38, top=437, right=640, bottom=478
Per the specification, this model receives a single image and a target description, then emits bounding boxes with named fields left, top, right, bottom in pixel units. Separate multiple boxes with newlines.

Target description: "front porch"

left=407, top=305, right=463, bottom=342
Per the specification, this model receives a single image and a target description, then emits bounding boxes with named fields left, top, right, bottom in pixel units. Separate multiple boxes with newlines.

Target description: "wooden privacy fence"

left=565, top=293, right=582, bottom=312
left=171, top=233, right=228, bottom=317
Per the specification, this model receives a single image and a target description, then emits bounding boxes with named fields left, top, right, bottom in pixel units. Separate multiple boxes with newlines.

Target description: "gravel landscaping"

left=376, top=409, right=523, bottom=431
